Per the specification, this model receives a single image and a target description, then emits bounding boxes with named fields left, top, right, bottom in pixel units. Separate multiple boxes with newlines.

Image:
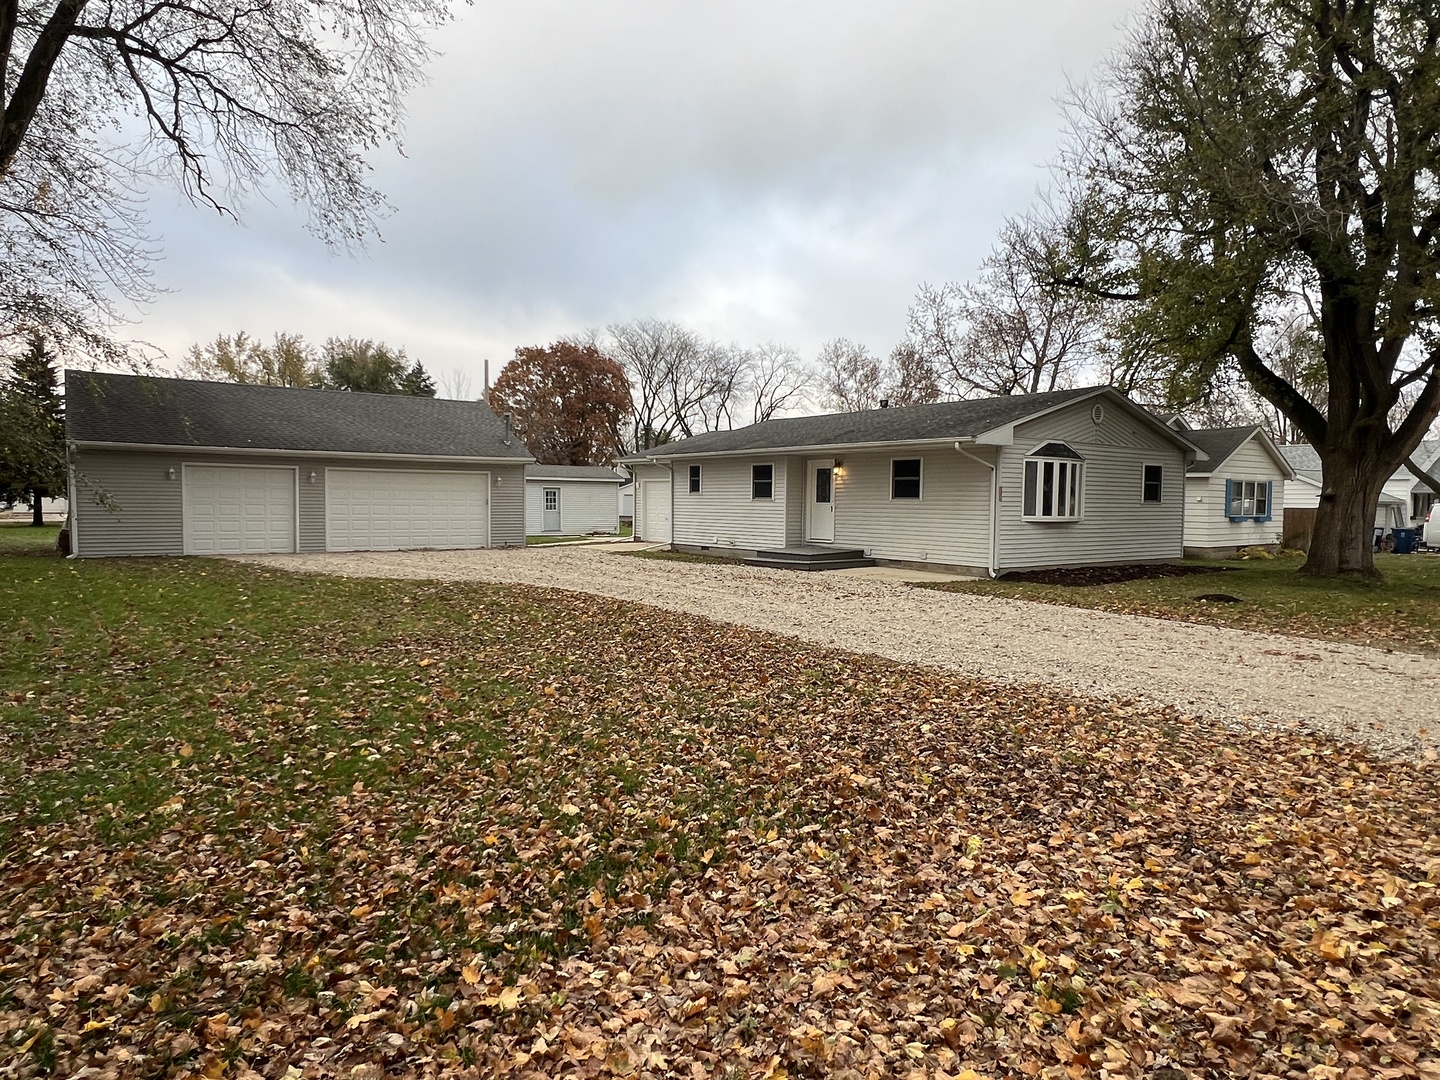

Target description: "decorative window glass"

left=1022, top=443, right=1084, bottom=520
left=688, top=464, right=701, bottom=493
left=891, top=458, right=922, bottom=499
left=751, top=463, right=774, bottom=500
left=543, top=489, right=559, bottom=511
left=1142, top=464, right=1163, bottom=503
left=1226, top=480, right=1271, bottom=521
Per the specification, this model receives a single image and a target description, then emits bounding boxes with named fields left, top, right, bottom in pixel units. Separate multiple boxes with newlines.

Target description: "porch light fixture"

left=308, top=471, right=317, bottom=484
left=166, top=467, right=176, bottom=481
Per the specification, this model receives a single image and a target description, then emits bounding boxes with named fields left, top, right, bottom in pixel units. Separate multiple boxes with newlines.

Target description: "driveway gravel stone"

left=240, top=545, right=1440, bottom=760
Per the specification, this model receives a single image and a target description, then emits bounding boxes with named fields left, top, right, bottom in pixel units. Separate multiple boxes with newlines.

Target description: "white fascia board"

left=639, top=436, right=976, bottom=461
left=73, top=440, right=534, bottom=465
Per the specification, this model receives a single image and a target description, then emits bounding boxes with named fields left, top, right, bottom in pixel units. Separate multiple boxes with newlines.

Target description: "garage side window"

left=1022, top=442, right=1084, bottom=520
left=688, top=464, right=702, bottom=493
left=751, top=463, right=774, bottom=500
left=1142, top=464, right=1163, bottom=503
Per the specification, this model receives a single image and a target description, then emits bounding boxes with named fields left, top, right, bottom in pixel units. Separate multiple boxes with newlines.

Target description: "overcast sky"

left=141, top=0, right=1140, bottom=394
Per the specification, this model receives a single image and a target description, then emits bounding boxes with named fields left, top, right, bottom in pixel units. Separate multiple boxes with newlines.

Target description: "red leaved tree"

left=490, top=343, right=632, bottom=465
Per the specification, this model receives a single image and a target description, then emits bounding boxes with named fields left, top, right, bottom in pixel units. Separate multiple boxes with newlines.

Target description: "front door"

left=807, top=459, right=834, bottom=542
left=542, top=487, right=561, bottom=532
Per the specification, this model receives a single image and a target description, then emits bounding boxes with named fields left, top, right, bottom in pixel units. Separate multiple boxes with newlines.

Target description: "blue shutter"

left=1260, top=480, right=1273, bottom=522
left=1225, top=479, right=1240, bottom=522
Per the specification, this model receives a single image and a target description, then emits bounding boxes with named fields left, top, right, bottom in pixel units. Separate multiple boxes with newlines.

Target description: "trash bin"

left=1393, top=527, right=1418, bottom=554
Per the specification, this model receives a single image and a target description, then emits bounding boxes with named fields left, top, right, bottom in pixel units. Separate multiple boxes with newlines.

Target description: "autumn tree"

left=1047, top=0, right=1440, bottom=578
left=0, top=333, right=65, bottom=525
left=320, top=339, right=435, bottom=396
left=489, top=342, right=632, bottom=465
left=0, top=1, right=450, bottom=363
left=180, top=333, right=321, bottom=387
left=884, top=343, right=943, bottom=407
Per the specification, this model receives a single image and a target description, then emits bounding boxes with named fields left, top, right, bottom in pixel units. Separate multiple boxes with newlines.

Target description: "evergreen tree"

left=0, top=333, right=66, bottom=525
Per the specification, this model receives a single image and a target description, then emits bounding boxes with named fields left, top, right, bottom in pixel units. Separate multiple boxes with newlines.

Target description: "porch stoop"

left=743, top=545, right=875, bottom=571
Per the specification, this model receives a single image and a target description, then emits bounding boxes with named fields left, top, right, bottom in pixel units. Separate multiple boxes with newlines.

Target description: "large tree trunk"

left=30, top=489, right=43, bottom=526
left=1300, top=464, right=1383, bottom=579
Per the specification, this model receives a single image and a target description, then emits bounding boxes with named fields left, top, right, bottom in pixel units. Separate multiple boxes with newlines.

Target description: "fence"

left=1282, top=508, right=1317, bottom=549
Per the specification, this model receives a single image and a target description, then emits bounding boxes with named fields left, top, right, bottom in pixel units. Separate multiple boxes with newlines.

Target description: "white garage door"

left=326, top=469, right=490, bottom=551
left=184, top=465, right=296, bottom=555
left=642, top=479, right=671, bottom=542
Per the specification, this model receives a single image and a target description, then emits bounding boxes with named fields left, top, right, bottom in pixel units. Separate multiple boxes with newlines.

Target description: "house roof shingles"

left=627, top=387, right=1110, bottom=459
left=524, top=464, right=624, bottom=482
left=66, top=371, right=531, bottom=460
left=1183, top=426, right=1268, bottom=475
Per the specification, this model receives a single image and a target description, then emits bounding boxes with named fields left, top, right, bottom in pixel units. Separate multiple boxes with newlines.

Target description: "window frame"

left=1021, top=444, right=1085, bottom=522
left=1225, top=479, right=1273, bottom=522
left=751, top=462, right=775, bottom=501
left=890, top=457, right=923, bottom=501
left=688, top=464, right=702, bottom=494
left=1141, top=463, right=1164, bottom=504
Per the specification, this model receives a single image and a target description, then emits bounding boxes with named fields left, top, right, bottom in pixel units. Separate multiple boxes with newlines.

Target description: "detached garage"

left=65, top=371, right=532, bottom=557
left=523, top=464, right=625, bottom=536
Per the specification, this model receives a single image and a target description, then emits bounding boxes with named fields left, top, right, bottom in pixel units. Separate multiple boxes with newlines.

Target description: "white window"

left=1142, top=464, right=1163, bottom=503
left=751, top=463, right=774, bottom=500
left=1227, top=480, right=1270, bottom=520
left=891, top=458, right=922, bottom=500
left=1022, top=443, right=1084, bottom=521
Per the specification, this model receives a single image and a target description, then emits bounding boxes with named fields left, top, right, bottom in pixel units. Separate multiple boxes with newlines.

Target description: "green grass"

left=613, top=547, right=737, bottom=565
left=920, top=552, right=1440, bottom=652
left=0, top=521, right=60, bottom=554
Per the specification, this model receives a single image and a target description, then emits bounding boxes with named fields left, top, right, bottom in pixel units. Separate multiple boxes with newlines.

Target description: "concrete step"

left=744, top=555, right=875, bottom=572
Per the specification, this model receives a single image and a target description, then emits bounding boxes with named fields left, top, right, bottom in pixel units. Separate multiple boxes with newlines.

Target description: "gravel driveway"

left=241, top=545, right=1440, bottom=760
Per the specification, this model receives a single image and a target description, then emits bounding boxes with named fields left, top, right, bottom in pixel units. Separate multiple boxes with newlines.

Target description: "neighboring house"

left=623, top=386, right=1205, bottom=576
left=1279, top=443, right=1412, bottom=535
left=65, top=371, right=532, bottom=557
left=524, top=464, right=625, bottom=535
left=1176, top=426, right=1296, bottom=557
left=618, top=479, right=634, bottom=524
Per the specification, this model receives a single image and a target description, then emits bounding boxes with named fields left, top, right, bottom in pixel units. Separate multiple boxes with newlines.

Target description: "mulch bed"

left=998, top=562, right=1235, bottom=587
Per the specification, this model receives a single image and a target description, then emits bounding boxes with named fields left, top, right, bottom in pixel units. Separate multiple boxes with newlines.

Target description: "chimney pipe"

left=483, top=359, right=490, bottom=403
left=879, top=398, right=890, bottom=409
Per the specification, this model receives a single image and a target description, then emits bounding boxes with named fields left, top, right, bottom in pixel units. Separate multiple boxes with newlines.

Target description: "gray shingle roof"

left=1278, top=442, right=1322, bottom=481
left=66, top=371, right=531, bottom=460
left=626, top=386, right=1112, bottom=459
left=524, top=464, right=624, bottom=482
left=1183, top=426, right=1269, bottom=475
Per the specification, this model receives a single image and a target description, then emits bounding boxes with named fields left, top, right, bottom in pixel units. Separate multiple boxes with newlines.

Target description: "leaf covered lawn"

left=2, top=556, right=1438, bottom=1079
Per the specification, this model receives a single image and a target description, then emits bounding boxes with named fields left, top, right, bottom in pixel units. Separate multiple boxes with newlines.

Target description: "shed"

left=65, top=371, right=532, bottom=557
left=524, top=464, right=625, bottom=536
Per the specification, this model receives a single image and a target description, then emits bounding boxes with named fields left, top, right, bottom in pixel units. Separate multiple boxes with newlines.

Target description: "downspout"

left=954, top=442, right=997, bottom=578
left=662, top=460, right=675, bottom=551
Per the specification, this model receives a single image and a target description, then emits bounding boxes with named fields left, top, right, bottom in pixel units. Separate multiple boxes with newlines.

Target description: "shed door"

left=184, top=465, right=296, bottom=555
left=642, top=479, right=671, bottom=542
left=326, top=469, right=490, bottom=551
left=542, top=487, right=562, bottom=532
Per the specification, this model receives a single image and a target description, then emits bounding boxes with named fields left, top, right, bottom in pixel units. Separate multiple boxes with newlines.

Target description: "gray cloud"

left=138, top=0, right=1140, bottom=387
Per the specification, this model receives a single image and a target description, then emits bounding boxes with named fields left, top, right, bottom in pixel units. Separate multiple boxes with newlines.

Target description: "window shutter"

left=1261, top=481, right=1273, bottom=522
left=1225, top=479, right=1238, bottom=521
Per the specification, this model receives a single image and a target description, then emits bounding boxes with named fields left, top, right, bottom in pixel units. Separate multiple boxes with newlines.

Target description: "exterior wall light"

left=308, top=471, right=317, bottom=484
left=166, top=467, right=176, bottom=481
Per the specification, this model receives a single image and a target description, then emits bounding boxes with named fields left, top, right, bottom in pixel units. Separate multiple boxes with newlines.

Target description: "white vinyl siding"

left=672, top=456, right=787, bottom=550
left=524, top=479, right=622, bottom=534
left=996, top=400, right=1185, bottom=571
left=828, top=447, right=992, bottom=568
left=183, top=465, right=297, bottom=555
left=1183, top=438, right=1285, bottom=550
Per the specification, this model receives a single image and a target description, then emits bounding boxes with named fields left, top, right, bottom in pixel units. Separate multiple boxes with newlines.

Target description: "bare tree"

left=744, top=342, right=811, bottom=423
left=0, top=0, right=451, bottom=363
left=884, top=343, right=942, bottom=407
left=438, top=367, right=474, bottom=401
left=910, top=218, right=1104, bottom=399
left=606, top=319, right=705, bottom=449
left=818, top=338, right=884, bottom=413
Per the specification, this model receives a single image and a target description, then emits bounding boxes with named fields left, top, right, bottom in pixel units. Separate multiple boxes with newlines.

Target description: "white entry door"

left=542, top=487, right=561, bottom=532
left=184, top=465, right=296, bottom=555
left=326, top=469, right=489, bottom=551
left=807, top=458, right=835, bottom=542
left=642, top=479, right=671, bottom=542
